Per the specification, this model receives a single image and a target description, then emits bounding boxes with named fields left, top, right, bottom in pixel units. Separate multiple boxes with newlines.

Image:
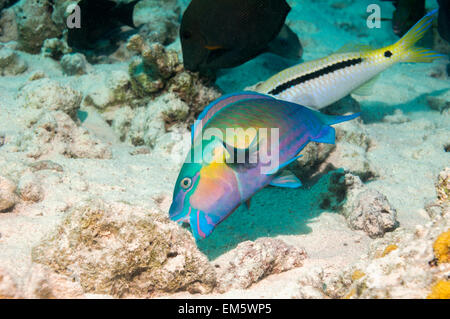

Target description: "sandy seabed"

left=0, top=0, right=449, bottom=299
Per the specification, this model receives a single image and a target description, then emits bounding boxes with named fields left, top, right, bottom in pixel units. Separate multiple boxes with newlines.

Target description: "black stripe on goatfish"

left=268, top=57, right=364, bottom=95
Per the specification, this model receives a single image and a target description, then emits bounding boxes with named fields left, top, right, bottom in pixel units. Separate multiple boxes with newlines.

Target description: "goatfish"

left=168, top=92, right=359, bottom=240
left=256, top=9, right=445, bottom=110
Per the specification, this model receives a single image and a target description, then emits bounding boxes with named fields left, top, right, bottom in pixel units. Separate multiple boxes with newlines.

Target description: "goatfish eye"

left=180, top=177, right=192, bottom=189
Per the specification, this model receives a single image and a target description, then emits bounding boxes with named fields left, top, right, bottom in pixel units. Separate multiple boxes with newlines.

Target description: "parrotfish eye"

left=180, top=177, right=192, bottom=189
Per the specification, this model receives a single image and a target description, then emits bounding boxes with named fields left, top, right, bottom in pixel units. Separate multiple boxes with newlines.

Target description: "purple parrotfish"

left=169, top=92, right=359, bottom=240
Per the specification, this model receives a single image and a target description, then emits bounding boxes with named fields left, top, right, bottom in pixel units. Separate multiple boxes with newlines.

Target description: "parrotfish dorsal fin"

left=192, top=91, right=275, bottom=142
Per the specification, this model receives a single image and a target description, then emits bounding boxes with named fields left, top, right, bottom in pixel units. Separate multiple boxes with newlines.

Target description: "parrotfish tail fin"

left=311, top=112, right=360, bottom=145
left=189, top=210, right=216, bottom=240
left=317, top=112, right=361, bottom=126
left=394, top=9, right=445, bottom=63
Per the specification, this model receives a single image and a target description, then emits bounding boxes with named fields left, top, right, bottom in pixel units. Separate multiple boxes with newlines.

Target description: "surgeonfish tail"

left=317, top=112, right=361, bottom=126
left=394, top=9, right=445, bottom=63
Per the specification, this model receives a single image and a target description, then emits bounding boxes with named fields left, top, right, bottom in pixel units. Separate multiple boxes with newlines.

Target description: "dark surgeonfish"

left=180, top=0, right=302, bottom=72
left=437, top=0, right=450, bottom=43
left=382, top=0, right=450, bottom=43
left=67, top=0, right=139, bottom=51
left=381, top=0, right=426, bottom=36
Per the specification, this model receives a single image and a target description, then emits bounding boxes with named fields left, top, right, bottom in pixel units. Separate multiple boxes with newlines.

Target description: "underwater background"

left=0, top=0, right=449, bottom=298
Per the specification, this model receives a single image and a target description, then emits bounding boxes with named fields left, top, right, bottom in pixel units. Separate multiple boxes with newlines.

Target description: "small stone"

left=18, top=173, right=44, bottom=202
left=436, top=168, right=449, bottom=203
left=0, top=175, right=18, bottom=212
left=0, top=47, right=27, bottom=75
left=214, top=238, right=307, bottom=293
left=60, top=53, right=88, bottom=75
left=18, top=78, right=82, bottom=120
left=342, top=188, right=398, bottom=238
left=29, top=160, right=64, bottom=173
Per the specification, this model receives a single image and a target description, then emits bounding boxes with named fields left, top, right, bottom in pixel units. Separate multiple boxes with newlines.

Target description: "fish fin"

left=245, top=198, right=252, bottom=210
left=114, top=0, right=139, bottom=28
left=401, top=47, right=446, bottom=63
left=316, top=112, right=361, bottom=126
left=190, top=210, right=215, bottom=240
left=270, top=170, right=302, bottom=188
left=311, top=126, right=336, bottom=144
left=192, top=92, right=275, bottom=142
left=77, top=110, right=88, bottom=123
left=394, top=9, right=445, bottom=63
left=263, top=155, right=303, bottom=175
left=352, top=75, right=380, bottom=96
left=335, top=43, right=374, bottom=54
left=266, top=24, right=303, bottom=60
left=205, top=45, right=224, bottom=50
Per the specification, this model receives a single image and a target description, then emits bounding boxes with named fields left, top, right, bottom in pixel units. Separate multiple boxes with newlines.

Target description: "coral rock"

left=433, top=230, right=450, bottom=264
left=60, top=53, right=89, bottom=75
left=342, top=186, right=398, bottom=239
left=0, top=47, right=27, bottom=75
left=41, top=37, right=71, bottom=60
left=13, top=0, right=62, bottom=53
left=17, top=172, right=44, bottom=202
left=32, top=199, right=216, bottom=297
left=436, top=168, right=449, bottom=203
left=213, top=238, right=307, bottom=293
left=7, top=111, right=112, bottom=160
left=18, top=78, right=82, bottom=120
left=0, top=268, right=19, bottom=298
left=320, top=171, right=398, bottom=238
left=0, top=175, right=18, bottom=212
left=123, top=93, right=190, bottom=147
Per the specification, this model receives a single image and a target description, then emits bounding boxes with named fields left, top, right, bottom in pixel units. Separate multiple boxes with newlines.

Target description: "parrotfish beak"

left=169, top=189, right=190, bottom=224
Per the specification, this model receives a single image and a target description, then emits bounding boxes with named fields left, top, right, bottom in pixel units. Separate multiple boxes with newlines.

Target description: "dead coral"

left=32, top=199, right=216, bottom=297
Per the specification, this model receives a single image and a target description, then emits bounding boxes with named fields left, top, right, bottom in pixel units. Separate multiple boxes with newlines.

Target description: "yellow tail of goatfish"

left=257, top=9, right=445, bottom=110
left=389, top=8, right=444, bottom=63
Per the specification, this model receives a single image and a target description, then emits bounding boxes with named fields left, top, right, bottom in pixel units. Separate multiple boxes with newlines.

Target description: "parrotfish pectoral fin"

left=263, top=155, right=303, bottom=175
left=244, top=198, right=252, bottom=210
left=311, top=126, right=336, bottom=144
left=270, top=170, right=302, bottom=188
left=189, top=210, right=216, bottom=240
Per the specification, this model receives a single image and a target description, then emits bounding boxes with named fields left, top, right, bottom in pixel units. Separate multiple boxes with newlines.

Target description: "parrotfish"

left=169, top=92, right=359, bottom=240
left=256, top=9, right=444, bottom=110
left=180, top=0, right=302, bottom=73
